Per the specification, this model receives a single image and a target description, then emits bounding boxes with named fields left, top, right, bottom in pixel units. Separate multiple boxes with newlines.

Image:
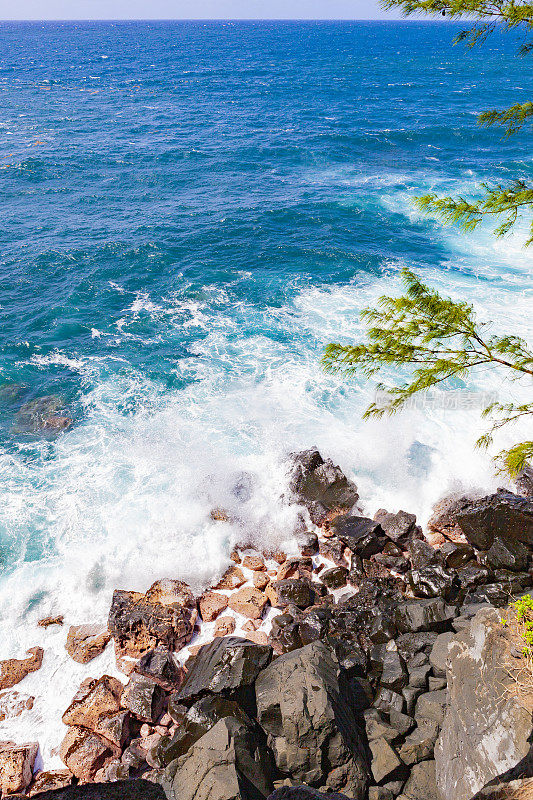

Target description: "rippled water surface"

left=0, top=22, right=532, bottom=754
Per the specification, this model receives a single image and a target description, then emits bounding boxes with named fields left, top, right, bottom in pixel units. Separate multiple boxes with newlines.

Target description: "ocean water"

left=0, top=20, right=532, bottom=760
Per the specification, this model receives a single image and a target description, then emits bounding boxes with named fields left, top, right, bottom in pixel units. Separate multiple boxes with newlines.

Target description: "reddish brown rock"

left=241, top=620, right=260, bottom=632
left=198, top=592, right=228, bottom=622
left=244, top=629, right=268, bottom=645
left=0, top=691, right=34, bottom=722
left=108, top=580, right=197, bottom=662
left=0, top=647, right=44, bottom=691
left=227, top=586, right=268, bottom=619
left=44, top=415, right=72, bottom=431
left=230, top=550, right=241, bottom=564
left=213, top=617, right=236, bottom=637
left=62, top=675, right=123, bottom=732
left=66, top=624, right=111, bottom=664
left=37, top=615, right=64, bottom=628
left=253, top=572, right=270, bottom=591
left=214, top=566, right=246, bottom=590
left=0, top=741, right=38, bottom=794
left=276, top=556, right=313, bottom=581
left=59, top=726, right=115, bottom=781
left=210, top=508, right=230, bottom=522
left=29, top=770, right=73, bottom=796
left=242, top=555, right=266, bottom=571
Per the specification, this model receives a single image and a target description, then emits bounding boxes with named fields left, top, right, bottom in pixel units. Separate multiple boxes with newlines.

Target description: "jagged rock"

left=255, top=641, right=369, bottom=792
left=369, top=738, right=402, bottom=784
left=373, top=688, right=405, bottom=714
left=295, top=531, right=319, bottom=556
left=439, top=542, right=475, bottom=570
left=407, top=539, right=441, bottom=570
left=415, top=690, right=447, bottom=727
left=321, top=567, right=349, bottom=589
left=38, top=615, right=64, bottom=628
left=242, top=555, right=266, bottom=571
left=228, top=586, right=268, bottom=619
left=400, top=759, right=437, bottom=800
left=455, top=490, right=533, bottom=550
left=60, top=726, right=116, bottom=781
left=29, top=769, right=73, bottom=796
left=408, top=663, right=431, bottom=689
left=330, top=516, right=388, bottom=559
left=436, top=608, right=533, bottom=800
left=214, top=617, right=237, bottom=637
left=134, top=646, right=183, bottom=690
left=407, top=565, right=457, bottom=599
left=215, top=566, right=247, bottom=590
left=483, top=537, right=529, bottom=571
left=287, top=448, right=359, bottom=524
left=267, top=579, right=314, bottom=610
left=177, top=637, right=272, bottom=705
left=516, top=464, right=533, bottom=499
left=388, top=710, right=415, bottom=738
left=0, top=690, right=34, bottom=721
left=329, top=579, right=401, bottom=648
left=277, top=557, right=314, bottom=581
left=429, top=632, right=454, bottom=678
left=0, top=741, right=38, bottom=794
left=398, top=720, right=439, bottom=765
left=62, top=675, right=123, bottom=733
left=374, top=509, right=417, bottom=544
left=27, top=780, right=166, bottom=799
left=395, top=598, right=455, bottom=633
left=122, top=675, right=165, bottom=723
left=199, top=592, right=228, bottom=622
left=396, top=632, right=438, bottom=661
left=108, top=581, right=197, bottom=661
left=427, top=495, right=473, bottom=540
left=268, top=612, right=303, bottom=655
left=364, top=709, right=401, bottom=742
left=319, top=537, right=349, bottom=567
left=0, top=646, right=43, bottom=690
left=379, top=647, right=407, bottom=691
left=66, top=624, right=111, bottom=664
left=158, top=717, right=273, bottom=800
left=152, top=695, right=253, bottom=768
left=254, top=572, right=270, bottom=590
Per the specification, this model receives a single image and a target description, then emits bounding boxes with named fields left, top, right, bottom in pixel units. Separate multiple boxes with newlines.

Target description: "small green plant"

left=511, top=594, right=533, bottom=655
left=322, top=268, right=533, bottom=476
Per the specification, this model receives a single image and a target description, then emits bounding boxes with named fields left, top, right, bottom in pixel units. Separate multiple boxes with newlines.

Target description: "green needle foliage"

left=323, top=0, right=533, bottom=476
left=322, top=269, right=533, bottom=475
left=381, top=0, right=533, bottom=243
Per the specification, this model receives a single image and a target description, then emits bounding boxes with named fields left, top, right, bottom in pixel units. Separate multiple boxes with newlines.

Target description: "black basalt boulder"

left=455, top=489, right=533, bottom=550
left=330, top=515, right=388, bottom=559
left=287, top=448, right=359, bottom=524
left=177, top=637, right=272, bottom=705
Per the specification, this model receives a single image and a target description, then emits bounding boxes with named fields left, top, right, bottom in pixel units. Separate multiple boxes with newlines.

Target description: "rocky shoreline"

left=1, top=448, right=533, bottom=800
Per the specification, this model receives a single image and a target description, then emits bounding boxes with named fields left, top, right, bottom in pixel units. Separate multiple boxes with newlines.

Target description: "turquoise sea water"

left=0, top=21, right=532, bottom=671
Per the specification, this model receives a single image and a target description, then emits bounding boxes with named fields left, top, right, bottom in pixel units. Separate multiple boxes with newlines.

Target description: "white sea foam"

left=0, top=173, right=532, bottom=768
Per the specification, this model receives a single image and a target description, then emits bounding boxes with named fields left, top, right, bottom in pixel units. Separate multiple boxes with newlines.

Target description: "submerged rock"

left=16, top=395, right=72, bottom=433
left=0, top=690, right=34, bottom=721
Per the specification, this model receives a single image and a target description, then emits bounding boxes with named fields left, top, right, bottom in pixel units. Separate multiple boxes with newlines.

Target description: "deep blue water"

left=0, top=21, right=532, bottom=639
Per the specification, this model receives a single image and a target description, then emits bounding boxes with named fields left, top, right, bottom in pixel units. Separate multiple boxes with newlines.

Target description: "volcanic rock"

left=177, top=637, right=272, bottom=705
left=0, top=647, right=44, bottom=690
left=330, top=515, right=388, bottom=559
left=255, top=641, right=369, bottom=792
left=66, top=624, right=111, bottom=664
left=287, top=448, right=359, bottom=524
left=158, top=717, right=273, bottom=800
left=199, top=592, right=228, bottom=622
left=267, top=579, right=314, bottom=610
left=214, top=617, right=236, bottom=637
left=134, top=646, right=183, bottom=690
left=227, top=586, right=268, bottom=619
left=60, top=726, right=116, bottom=782
left=374, top=509, right=417, bottom=544
left=29, top=769, right=73, bottom=796
left=215, top=567, right=247, bottom=591
left=0, top=690, right=34, bottom=721
left=121, top=675, right=166, bottom=723
left=454, top=490, right=533, bottom=550
left=108, top=581, right=197, bottom=662
left=0, top=741, right=38, bottom=794
left=435, top=608, right=533, bottom=800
